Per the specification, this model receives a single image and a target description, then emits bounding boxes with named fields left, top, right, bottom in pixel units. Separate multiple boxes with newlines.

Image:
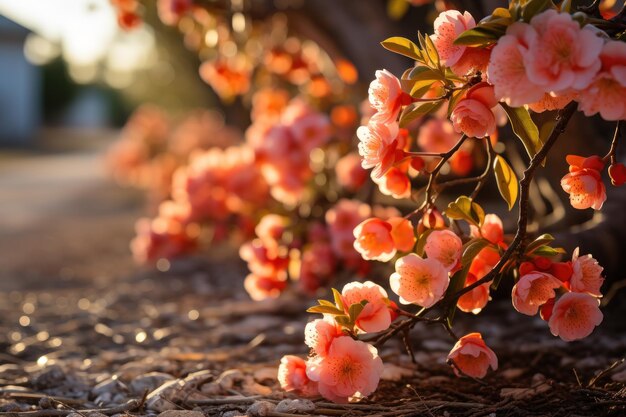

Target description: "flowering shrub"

left=108, top=0, right=625, bottom=405
left=279, top=0, right=625, bottom=403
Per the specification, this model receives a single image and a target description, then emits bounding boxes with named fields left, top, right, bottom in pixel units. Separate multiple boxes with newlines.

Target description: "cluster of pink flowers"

left=513, top=249, right=604, bottom=341
left=241, top=199, right=422, bottom=301
left=488, top=10, right=626, bottom=121
left=247, top=96, right=331, bottom=206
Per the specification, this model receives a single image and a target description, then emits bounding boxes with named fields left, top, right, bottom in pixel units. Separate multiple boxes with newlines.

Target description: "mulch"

left=1, top=179, right=625, bottom=417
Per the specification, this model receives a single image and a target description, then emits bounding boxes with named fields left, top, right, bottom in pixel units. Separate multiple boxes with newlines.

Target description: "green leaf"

left=381, top=37, right=422, bottom=61
left=531, top=245, right=566, bottom=257
left=334, top=315, right=351, bottom=327
left=490, top=7, right=512, bottom=19
left=307, top=305, right=345, bottom=315
left=318, top=299, right=336, bottom=307
left=525, top=233, right=555, bottom=254
left=443, top=196, right=485, bottom=227
left=415, top=228, right=435, bottom=257
left=493, top=155, right=519, bottom=210
left=453, top=26, right=502, bottom=46
left=421, top=32, right=440, bottom=68
left=399, top=100, right=444, bottom=127
left=348, top=303, right=365, bottom=322
left=461, top=239, right=490, bottom=266
left=447, top=88, right=467, bottom=117
left=332, top=288, right=345, bottom=312
left=387, top=0, right=410, bottom=20
left=522, top=0, right=554, bottom=22
left=500, top=103, right=542, bottom=159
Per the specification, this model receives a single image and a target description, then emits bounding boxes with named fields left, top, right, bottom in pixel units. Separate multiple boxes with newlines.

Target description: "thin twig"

left=0, top=400, right=140, bottom=417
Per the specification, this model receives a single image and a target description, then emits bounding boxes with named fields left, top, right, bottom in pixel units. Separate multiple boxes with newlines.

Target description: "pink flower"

left=487, top=22, right=545, bottom=107
left=357, top=121, right=400, bottom=178
left=326, top=199, right=371, bottom=262
left=373, top=166, right=411, bottom=199
left=278, top=355, right=318, bottom=397
left=244, top=273, right=287, bottom=301
left=548, top=292, right=603, bottom=341
left=512, top=272, right=563, bottom=316
left=336, top=153, right=368, bottom=192
left=525, top=10, right=603, bottom=93
left=368, top=69, right=404, bottom=125
left=285, top=101, right=331, bottom=152
left=570, top=248, right=604, bottom=297
left=353, top=218, right=396, bottom=262
left=157, top=0, right=192, bottom=26
left=298, top=243, right=337, bottom=294
left=390, top=253, right=450, bottom=307
left=560, top=155, right=606, bottom=210
left=470, top=213, right=504, bottom=245
left=305, top=318, right=343, bottom=356
left=527, top=92, right=577, bottom=113
left=457, top=273, right=491, bottom=315
left=342, top=281, right=392, bottom=333
left=577, top=40, right=626, bottom=121
left=431, top=10, right=476, bottom=68
left=306, top=336, right=384, bottom=403
left=424, top=229, right=463, bottom=271
left=130, top=201, right=198, bottom=264
left=447, top=333, right=498, bottom=379
left=239, top=239, right=289, bottom=279
left=417, top=118, right=461, bottom=154
left=450, top=83, right=497, bottom=138
left=255, top=214, right=289, bottom=248
left=388, top=217, right=416, bottom=252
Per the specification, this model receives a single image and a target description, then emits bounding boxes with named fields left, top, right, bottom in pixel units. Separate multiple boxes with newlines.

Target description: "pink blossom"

left=528, top=92, right=578, bottom=113
left=450, top=88, right=496, bottom=138
left=305, top=318, right=343, bottom=357
left=561, top=155, right=607, bottom=210
left=255, top=214, right=289, bottom=249
left=577, top=40, right=626, bottom=121
left=286, top=102, right=331, bottom=151
left=548, top=292, right=603, bottom=341
left=390, top=253, right=450, bottom=307
left=326, top=199, right=372, bottom=261
left=525, top=10, right=603, bottom=93
left=457, top=273, right=491, bottom=315
left=298, top=242, right=337, bottom=294
left=430, top=10, right=476, bottom=68
left=306, top=336, right=384, bottom=403
left=157, top=0, right=192, bottom=26
left=130, top=203, right=198, bottom=265
left=342, top=281, right=392, bottom=333
left=447, top=333, right=498, bottom=379
left=424, top=229, right=463, bottom=271
left=388, top=217, right=416, bottom=252
left=336, top=153, right=368, bottom=192
left=368, top=69, right=404, bottom=125
left=570, top=248, right=604, bottom=297
left=353, top=218, right=396, bottom=262
left=244, top=273, right=287, bottom=301
left=512, top=272, right=563, bottom=316
left=487, top=22, right=545, bottom=106
left=470, top=213, right=504, bottom=245
left=278, top=355, right=319, bottom=397
left=239, top=239, right=289, bottom=279
left=357, top=121, right=400, bottom=178
left=417, top=118, right=461, bottom=154
left=373, top=166, right=411, bottom=199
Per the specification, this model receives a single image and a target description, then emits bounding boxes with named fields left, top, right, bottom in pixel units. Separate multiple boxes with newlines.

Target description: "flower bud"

left=533, top=256, right=552, bottom=270
left=609, top=163, right=626, bottom=186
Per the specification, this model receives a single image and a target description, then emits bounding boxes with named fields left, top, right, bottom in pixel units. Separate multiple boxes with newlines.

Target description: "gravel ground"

left=1, top=148, right=626, bottom=417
